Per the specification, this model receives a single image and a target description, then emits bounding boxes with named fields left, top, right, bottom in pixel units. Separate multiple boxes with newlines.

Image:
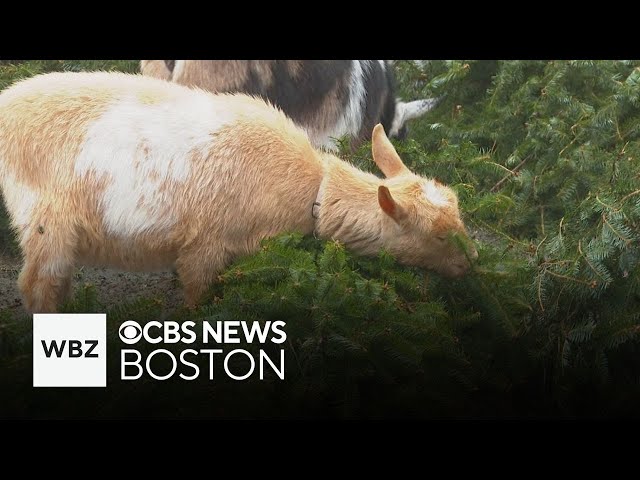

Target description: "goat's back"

left=0, top=71, right=324, bottom=269
left=141, top=60, right=397, bottom=151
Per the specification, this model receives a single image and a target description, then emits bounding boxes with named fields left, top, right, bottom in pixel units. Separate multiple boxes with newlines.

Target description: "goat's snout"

left=445, top=245, right=478, bottom=279
left=452, top=261, right=472, bottom=277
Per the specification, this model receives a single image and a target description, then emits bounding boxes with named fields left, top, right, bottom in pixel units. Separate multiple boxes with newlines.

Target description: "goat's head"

left=372, top=124, right=477, bottom=279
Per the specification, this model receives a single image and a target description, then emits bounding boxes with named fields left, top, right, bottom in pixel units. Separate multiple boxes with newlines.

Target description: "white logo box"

left=33, top=313, right=107, bottom=387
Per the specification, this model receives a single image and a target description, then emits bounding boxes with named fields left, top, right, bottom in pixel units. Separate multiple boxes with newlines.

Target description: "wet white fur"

left=75, top=93, right=236, bottom=236
left=423, top=181, right=450, bottom=207
left=318, top=60, right=370, bottom=150
left=1, top=171, right=38, bottom=233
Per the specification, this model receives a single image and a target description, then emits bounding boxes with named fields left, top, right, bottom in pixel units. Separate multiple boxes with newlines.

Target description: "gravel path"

left=0, top=254, right=184, bottom=315
left=0, top=226, right=502, bottom=315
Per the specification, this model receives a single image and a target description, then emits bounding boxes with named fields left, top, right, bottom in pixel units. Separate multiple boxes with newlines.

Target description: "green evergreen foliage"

left=0, top=60, right=138, bottom=90
left=0, top=60, right=639, bottom=417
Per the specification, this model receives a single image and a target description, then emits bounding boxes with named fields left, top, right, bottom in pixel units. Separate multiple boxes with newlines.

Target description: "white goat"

left=0, top=71, right=476, bottom=313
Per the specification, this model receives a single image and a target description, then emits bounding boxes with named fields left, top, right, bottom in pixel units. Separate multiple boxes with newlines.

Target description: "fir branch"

left=537, top=273, right=545, bottom=312
left=543, top=269, right=594, bottom=287
left=578, top=240, right=609, bottom=283
left=470, top=218, right=529, bottom=248
left=618, top=189, right=640, bottom=205
left=490, top=155, right=531, bottom=193
left=602, top=213, right=633, bottom=247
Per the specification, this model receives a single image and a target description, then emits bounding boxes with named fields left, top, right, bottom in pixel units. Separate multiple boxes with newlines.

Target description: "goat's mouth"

left=432, top=261, right=472, bottom=279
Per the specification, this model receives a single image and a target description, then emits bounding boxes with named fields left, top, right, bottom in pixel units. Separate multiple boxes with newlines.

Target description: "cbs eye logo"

left=119, top=321, right=143, bottom=345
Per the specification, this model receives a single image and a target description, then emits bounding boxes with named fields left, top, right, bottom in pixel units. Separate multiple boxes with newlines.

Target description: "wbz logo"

left=33, top=314, right=106, bottom=387
left=41, top=339, right=99, bottom=358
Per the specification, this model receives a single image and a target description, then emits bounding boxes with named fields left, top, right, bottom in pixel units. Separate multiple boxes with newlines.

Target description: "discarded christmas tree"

left=0, top=60, right=639, bottom=417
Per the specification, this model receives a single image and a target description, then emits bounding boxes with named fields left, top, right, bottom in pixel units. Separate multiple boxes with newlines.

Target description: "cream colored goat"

left=0, top=71, right=477, bottom=313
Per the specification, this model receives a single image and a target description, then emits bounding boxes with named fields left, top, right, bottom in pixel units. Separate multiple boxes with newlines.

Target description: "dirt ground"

left=0, top=253, right=184, bottom=315
left=0, top=226, right=500, bottom=315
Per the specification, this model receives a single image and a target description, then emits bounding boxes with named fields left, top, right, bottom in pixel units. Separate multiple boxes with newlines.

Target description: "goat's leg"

left=18, top=218, right=77, bottom=314
left=175, top=245, right=232, bottom=309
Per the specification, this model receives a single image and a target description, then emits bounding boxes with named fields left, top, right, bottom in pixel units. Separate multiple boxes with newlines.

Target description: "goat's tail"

left=397, top=96, right=443, bottom=122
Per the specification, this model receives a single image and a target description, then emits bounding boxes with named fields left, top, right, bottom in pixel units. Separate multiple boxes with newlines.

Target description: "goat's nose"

left=450, top=262, right=470, bottom=278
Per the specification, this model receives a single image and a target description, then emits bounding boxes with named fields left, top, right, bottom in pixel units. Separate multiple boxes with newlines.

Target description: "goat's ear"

left=378, top=185, right=406, bottom=223
left=372, top=124, right=411, bottom=178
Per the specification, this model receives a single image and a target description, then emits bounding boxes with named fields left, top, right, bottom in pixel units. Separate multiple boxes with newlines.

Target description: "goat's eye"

left=436, top=236, right=447, bottom=242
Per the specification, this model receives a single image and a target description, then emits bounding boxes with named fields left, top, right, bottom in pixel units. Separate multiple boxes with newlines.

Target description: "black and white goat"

left=140, top=60, right=438, bottom=151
